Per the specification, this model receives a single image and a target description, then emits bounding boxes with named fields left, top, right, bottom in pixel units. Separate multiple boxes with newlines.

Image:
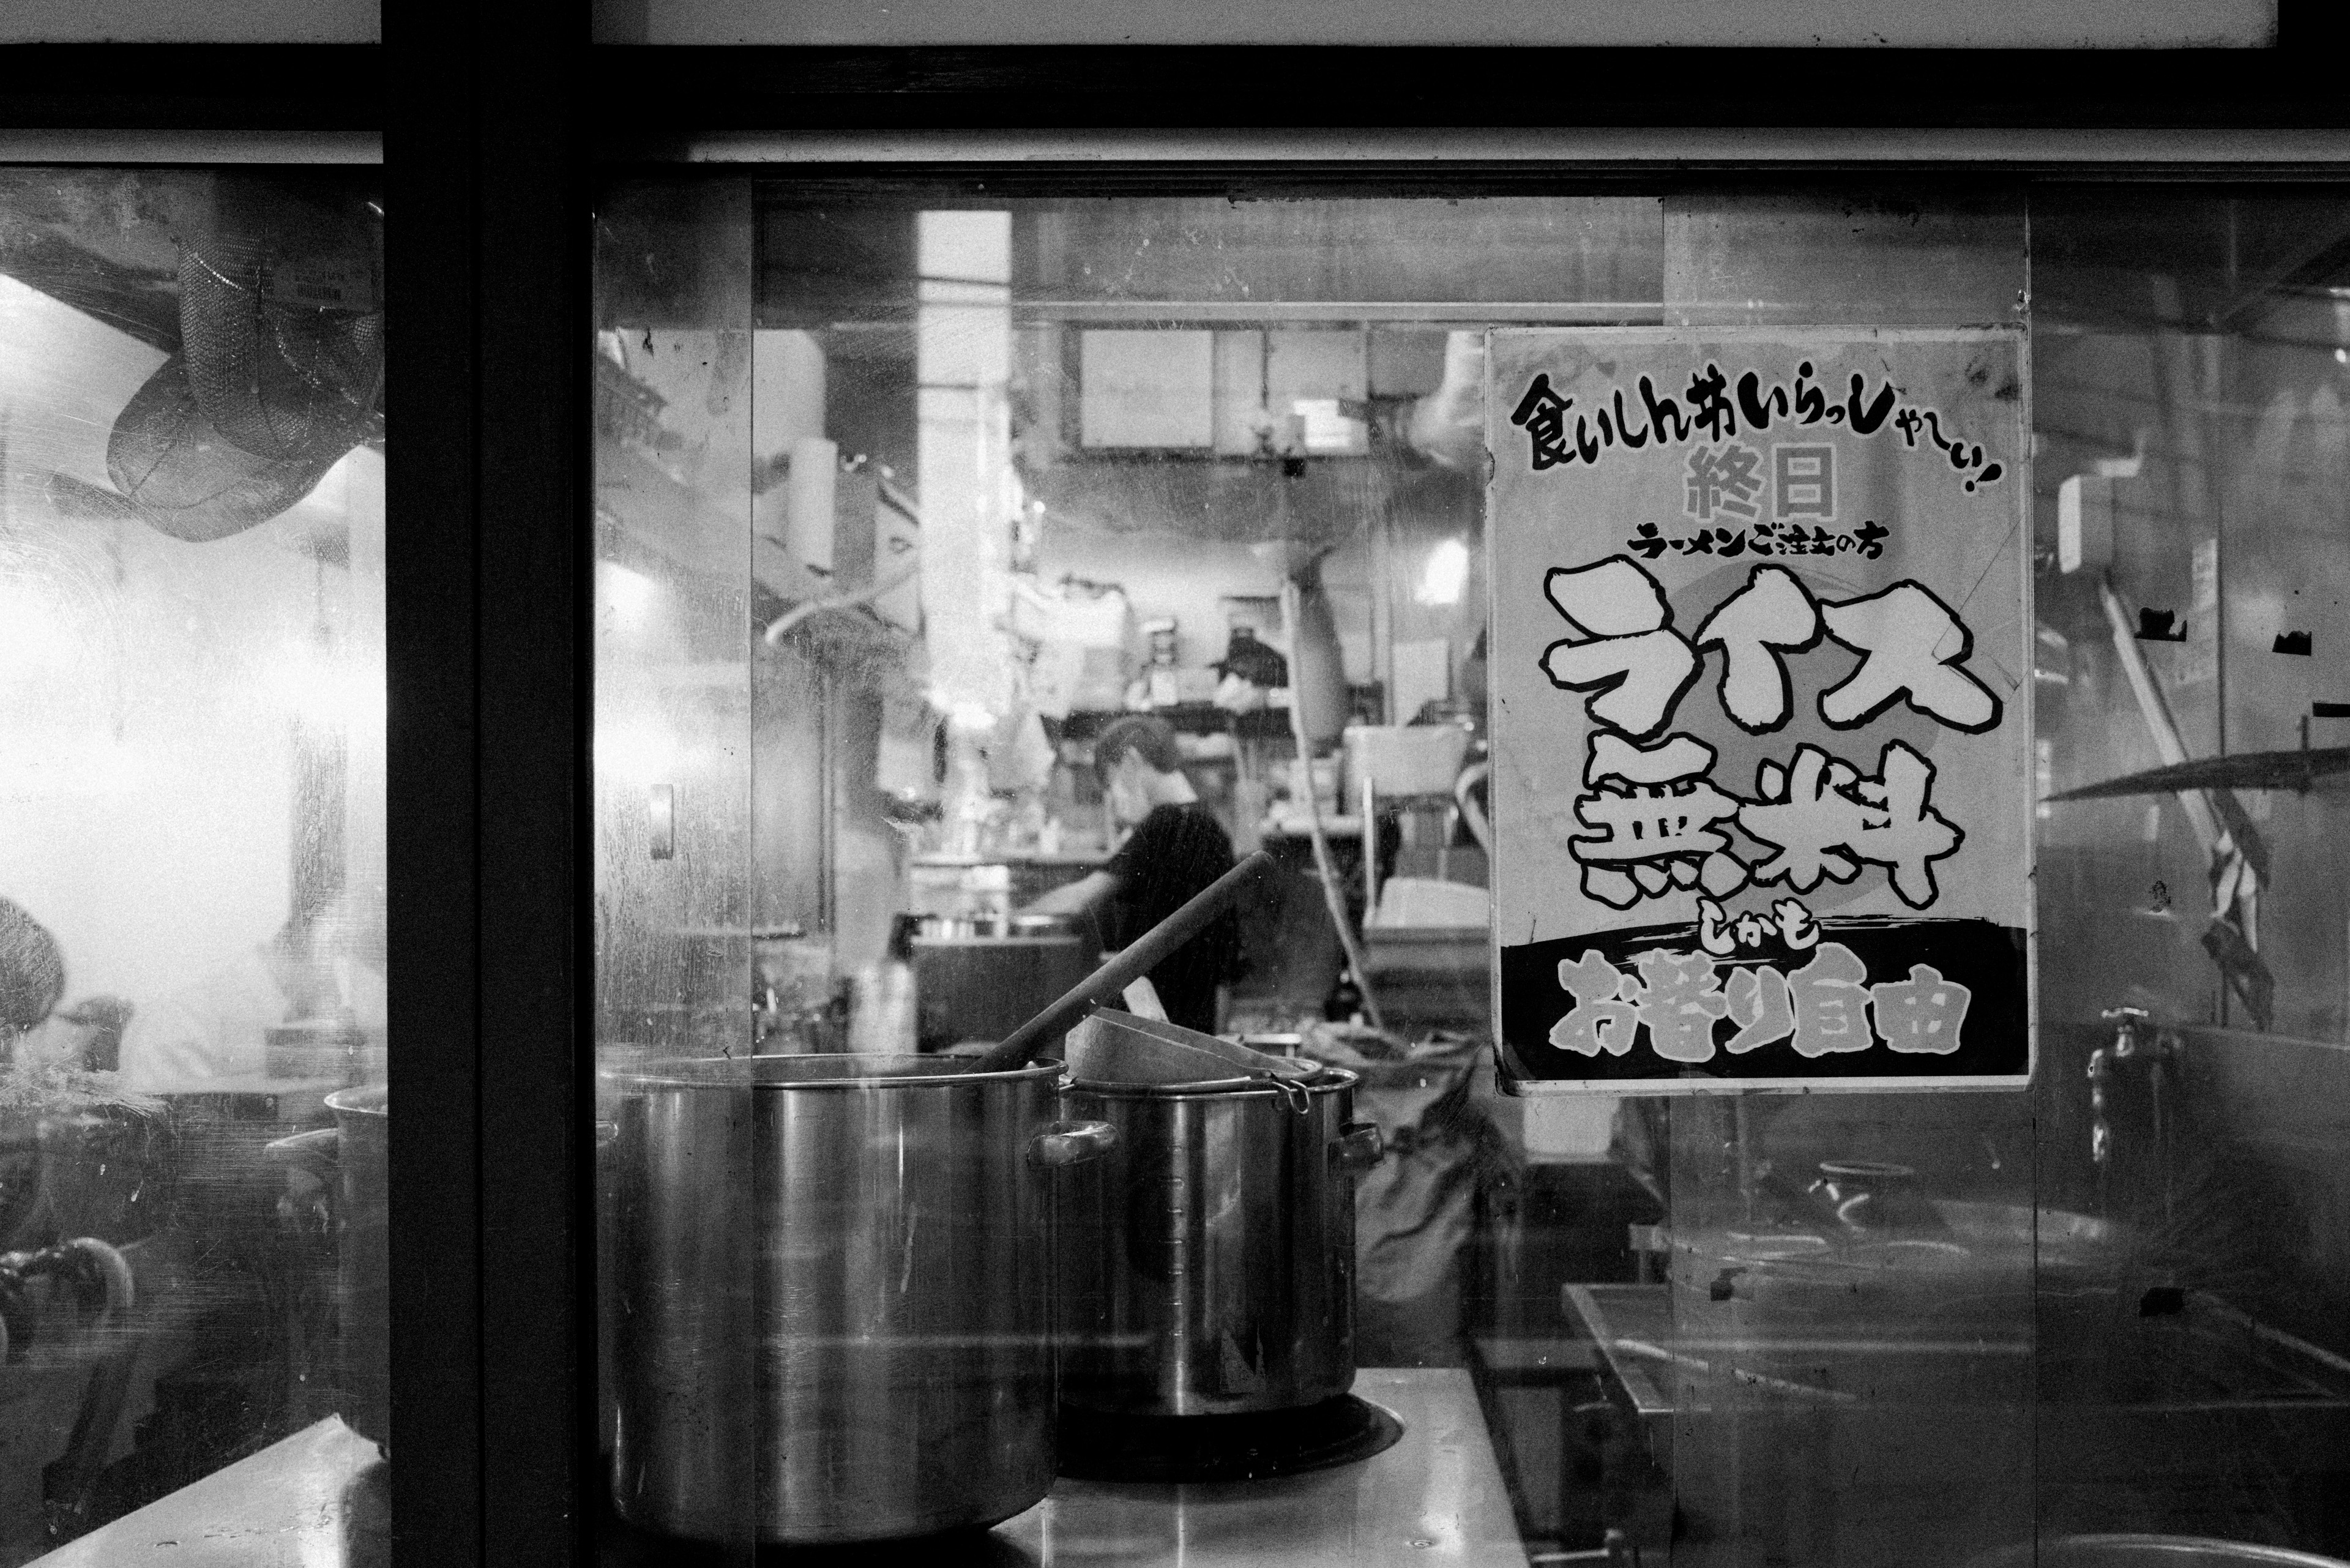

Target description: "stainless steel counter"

left=1562, top=1282, right=1676, bottom=1467
left=27, top=1417, right=385, bottom=1568
left=996, top=1369, right=1526, bottom=1568
left=35, top=1370, right=1519, bottom=1568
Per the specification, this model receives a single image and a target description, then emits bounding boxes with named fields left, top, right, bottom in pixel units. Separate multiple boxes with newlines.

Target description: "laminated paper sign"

left=1486, top=329, right=2031, bottom=1092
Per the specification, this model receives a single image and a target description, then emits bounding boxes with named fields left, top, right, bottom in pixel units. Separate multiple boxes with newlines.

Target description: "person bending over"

left=1024, top=714, right=1238, bottom=1035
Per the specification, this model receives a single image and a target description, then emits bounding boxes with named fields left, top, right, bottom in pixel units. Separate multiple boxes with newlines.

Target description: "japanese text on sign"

left=1509, top=359, right=2007, bottom=495
left=1488, top=328, right=2031, bottom=1092
left=1550, top=943, right=1972, bottom=1063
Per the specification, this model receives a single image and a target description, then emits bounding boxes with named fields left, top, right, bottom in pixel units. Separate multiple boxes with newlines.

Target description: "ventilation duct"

left=105, top=186, right=383, bottom=542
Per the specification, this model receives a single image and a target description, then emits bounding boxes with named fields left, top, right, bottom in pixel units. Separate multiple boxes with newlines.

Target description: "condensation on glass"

left=589, top=172, right=2350, bottom=1568
left=0, top=168, right=386, bottom=1562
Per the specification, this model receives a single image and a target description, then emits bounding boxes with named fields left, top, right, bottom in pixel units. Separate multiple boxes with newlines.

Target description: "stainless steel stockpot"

left=1055, top=1065, right=1381, bottom=1418
left=608, top=1053, right=1112, bottom=1545
left=263, top=1085, right=388, bottom=1447
left=905, top=911, right=1098, bottom=1055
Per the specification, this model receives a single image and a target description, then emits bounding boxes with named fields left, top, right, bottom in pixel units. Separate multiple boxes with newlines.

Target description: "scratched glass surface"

left=1652, top=188, right=2350, bottom=1568
left=586, top=179, right=2350, bottom=1568
left=593, top=180, right=761, bottom=1564
left=0, top=169, right=386, bottom=1561
left=2022, top=187, right=2350, bottom=1561
left=589, top=184, right=1663, bottom=1566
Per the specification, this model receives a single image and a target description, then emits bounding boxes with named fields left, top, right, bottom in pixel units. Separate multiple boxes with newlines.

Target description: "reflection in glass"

left=586, top=177, right=2350, bottom=1568
left=2028, top=189, right=2350, bottom=1558
left=0, top=168, right=384, bottom=1561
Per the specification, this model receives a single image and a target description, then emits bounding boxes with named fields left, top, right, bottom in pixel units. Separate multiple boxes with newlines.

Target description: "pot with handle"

left=1056, top=1062, right=1381, bottom=1417
left=608, top=1053, right=1115, bottom=1545
left=263, top=1085, right=388, bottom=1447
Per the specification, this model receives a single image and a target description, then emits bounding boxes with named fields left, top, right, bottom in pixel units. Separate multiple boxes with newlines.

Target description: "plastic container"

left=1370, top=876, right=1490, bottom=930
left=1286, top=754, right=1345, bottom=811
left=1343, top=724, right=1470, bottom=797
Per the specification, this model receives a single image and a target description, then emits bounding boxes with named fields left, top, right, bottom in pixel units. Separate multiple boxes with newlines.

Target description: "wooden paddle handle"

left=968, top=849, right=1277, bottom=1074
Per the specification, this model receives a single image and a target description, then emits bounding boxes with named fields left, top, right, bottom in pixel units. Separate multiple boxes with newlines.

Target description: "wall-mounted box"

left=1267, top=329, right=1368, bottom=455
left=1079, top=329, right=1215, bottom=449
left=1213, top=330, right=1268, bottom=455
left=1368, top=330, right=1449, bottom=398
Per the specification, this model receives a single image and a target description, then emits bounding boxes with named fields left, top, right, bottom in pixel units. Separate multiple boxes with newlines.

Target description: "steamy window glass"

left=0, top=168, right=386, bottom=1563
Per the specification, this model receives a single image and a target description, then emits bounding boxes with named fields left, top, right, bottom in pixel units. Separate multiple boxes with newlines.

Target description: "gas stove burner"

left=1054, top=1394, right=1403, bottom=1484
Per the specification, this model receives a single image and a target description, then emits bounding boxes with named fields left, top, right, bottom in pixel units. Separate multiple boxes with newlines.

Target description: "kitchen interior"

left=589, top=179, right=2350, bottom=1568
left=0, top=162, right=2344, bottom=1568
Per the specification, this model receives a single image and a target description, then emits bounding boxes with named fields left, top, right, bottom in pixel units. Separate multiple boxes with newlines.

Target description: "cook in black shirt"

left=1023, top=714, right=1237, bottom=1034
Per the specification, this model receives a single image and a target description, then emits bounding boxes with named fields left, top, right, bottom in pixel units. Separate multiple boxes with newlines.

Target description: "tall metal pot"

left=608, top=1054, right=1114, bottom=1545
left=1056, top=1065, right=1381, bottom=1417
left=263, top=1085, right=388, bottom=1446
left=905, top=913, right=1098, bottom=1055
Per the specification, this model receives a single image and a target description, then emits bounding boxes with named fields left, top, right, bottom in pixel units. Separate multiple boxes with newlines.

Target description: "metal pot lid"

left=908, top=912, right=1090, bottom=941
left=326, top=1085, right=387, bottom=1117
left=1817, top=1159, right=1916, bottom=1180
left=1062, top=1061, right=1354, bottom=1099
left=670, top=922, right=807, bottom=940
left=629, top=1052, right=1065, bottom=1091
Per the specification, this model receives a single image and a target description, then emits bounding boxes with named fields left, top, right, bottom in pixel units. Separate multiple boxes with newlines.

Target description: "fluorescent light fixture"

left=267, top=647, right=386, bottom=731
left=596, top=720, right=677, bottom=788
left=601, top=561, right=661, bottom=630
